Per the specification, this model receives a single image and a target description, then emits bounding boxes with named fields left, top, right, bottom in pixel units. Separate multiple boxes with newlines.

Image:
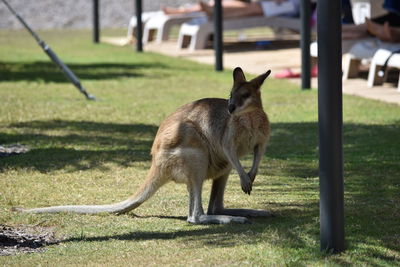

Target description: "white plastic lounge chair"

left=310, top=1, right=374, bottom=79
left=127, top=11, right=163, bottom=41
left=143, top=12, right=206, bottom=44
left=310, top=38, right=374, bottom=58
left=310, top=39, right=400, bottom=80
left=311, top=0, right=395, bottom=79
left=367, top=48, right=400, bottom=90
left=178, top=15, right=312, bottom=51
left=342, top=39, right=400, bottom=79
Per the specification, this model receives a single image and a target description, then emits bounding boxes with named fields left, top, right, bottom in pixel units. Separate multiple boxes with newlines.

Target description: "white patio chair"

left=367, top=48, right=400, bottom=90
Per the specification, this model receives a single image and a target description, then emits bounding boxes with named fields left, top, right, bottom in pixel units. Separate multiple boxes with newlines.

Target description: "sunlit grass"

left=0, top=29, right=399, bottom=266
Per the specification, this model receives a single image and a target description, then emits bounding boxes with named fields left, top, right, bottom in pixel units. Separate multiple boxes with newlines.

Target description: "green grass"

left=1, top=29, right=399, bottom=266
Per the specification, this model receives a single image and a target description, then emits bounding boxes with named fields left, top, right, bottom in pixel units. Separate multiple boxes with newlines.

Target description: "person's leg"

left=366, top=18, right=398, bottom=42
left=368, top=12, right=400, bottom=42
left=162, top=4, right=203, bottom=15
left=342, top=23, right=368, bottom=39
left=385, top=23, right=400, bottom=43
left=200, top=1, right=263, bottom=18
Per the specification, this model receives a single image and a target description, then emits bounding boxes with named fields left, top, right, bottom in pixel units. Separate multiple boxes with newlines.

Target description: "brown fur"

left=19, top=67, right=272, bottom=224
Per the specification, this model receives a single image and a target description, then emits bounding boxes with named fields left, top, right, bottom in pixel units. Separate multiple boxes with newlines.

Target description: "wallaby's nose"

left=228, top=103, right=236, bottom=114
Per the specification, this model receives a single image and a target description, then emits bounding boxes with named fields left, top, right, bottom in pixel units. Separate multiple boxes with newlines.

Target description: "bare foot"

left=199, top=1, right=213, bottom=17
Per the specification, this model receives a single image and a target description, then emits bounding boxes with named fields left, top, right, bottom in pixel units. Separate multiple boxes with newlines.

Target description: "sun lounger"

left=367, top=48, right=400, bottom=90
left=311, top=0, right=396, bottom=80
left=343, top=40, right=400, bottom=80
left=127, top=11, right=163, bottom=41
left=143, top=12, right=206, bottom=44
left=310, top=39, right=400, bottom=81
left=178, top=15, right=312, bottom=51
left=128, top=11, right=205, bottom=43
left=310, top=39, right=373, bottom=58
left=342, top=38, right=382, bottom=79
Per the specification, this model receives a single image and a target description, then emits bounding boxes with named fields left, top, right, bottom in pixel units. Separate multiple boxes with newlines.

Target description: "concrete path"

left=144, top=41, right=400, bottom=106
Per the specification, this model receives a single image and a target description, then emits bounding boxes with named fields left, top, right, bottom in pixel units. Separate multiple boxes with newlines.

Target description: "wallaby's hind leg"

left=186, top=172, right=249, bottom=224
left=186, top=175, right=205, bottom=223
left=207, top=174, right=272, bottom=218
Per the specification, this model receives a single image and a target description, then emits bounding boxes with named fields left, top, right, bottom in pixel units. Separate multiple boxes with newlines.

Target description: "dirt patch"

left=0, top=225, right=59, bottom=256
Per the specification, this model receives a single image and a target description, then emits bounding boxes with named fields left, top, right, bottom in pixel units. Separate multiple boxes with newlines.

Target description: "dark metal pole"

left=300, top=0, right=311, bottom=89
left=214, top=0, right=223, bottom=71
left=93, top=0, right=100, bottom=43
left=317, top=0, right=345, bottom=253
left=135, top=0, right=143, bottom=52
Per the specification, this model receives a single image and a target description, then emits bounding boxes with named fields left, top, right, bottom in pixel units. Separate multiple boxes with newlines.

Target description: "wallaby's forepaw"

left=248, top=172, right=256, bottom=183
left=240, top=174, right=252, bottom=195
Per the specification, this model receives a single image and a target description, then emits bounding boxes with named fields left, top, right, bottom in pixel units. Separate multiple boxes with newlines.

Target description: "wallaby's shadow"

left=62, top=206, right=308, bottom=249
left=129, top=214, right=187, bottom=221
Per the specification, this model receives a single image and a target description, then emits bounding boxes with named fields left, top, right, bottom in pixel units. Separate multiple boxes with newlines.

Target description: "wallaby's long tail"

left=17, top=167, right=163, bottom=215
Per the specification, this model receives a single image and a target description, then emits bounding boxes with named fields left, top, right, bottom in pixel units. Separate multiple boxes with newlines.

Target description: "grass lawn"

left=0, top=29, right=399, bottom=266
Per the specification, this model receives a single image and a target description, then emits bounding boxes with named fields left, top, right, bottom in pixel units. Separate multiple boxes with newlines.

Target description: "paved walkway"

left=144, top=41, right=400, bottom=106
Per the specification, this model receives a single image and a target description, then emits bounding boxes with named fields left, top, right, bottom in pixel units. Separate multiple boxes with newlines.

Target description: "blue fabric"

left=341, top=0, right=354, bottom=24
left=383, top=0, right=400, bottom=15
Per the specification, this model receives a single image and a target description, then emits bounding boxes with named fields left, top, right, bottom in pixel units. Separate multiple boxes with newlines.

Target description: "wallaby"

left=16, top=67, right=272, bottom=224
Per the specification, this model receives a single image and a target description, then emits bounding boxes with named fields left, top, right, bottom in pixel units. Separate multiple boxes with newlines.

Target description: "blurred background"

left=0, top=0, right=196, bottom=29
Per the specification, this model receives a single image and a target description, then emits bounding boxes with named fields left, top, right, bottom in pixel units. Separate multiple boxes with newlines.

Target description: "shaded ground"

left=0, top=225, right=60, bottom=256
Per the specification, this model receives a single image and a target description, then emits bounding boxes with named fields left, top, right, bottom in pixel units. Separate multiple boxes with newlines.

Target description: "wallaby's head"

left=228, top=67, right=271, bottom=115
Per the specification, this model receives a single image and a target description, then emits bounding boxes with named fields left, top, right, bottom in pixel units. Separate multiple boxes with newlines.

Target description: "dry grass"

left=0, top=29, right=399, bottom=266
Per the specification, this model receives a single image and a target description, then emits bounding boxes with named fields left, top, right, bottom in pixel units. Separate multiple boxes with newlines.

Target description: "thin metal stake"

left=300, top=0, right=311, bottom=89
left=1, top=0, right=96, bottom=100
left=136, top=0, right=143, bottom=52
left=93, top=0, right=100, bottom=43
left=214, top=0, right=223, bottom=71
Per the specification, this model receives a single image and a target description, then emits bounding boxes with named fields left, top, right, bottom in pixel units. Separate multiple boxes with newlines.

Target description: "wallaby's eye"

left=242, top=92, right=251, bottom=99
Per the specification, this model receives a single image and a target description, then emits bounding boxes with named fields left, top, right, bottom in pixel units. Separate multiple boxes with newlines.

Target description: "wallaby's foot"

left=11, top=207, right=25, bottom=212
left=209, top=208, right=273, bottom=218
left=187, top=214, right=250, bottom=224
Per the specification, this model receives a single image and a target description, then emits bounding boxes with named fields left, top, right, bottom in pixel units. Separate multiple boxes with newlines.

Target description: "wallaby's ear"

left=233, top=67, right=246, bottom=85
left=250, top=70, right=271, bottom=89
